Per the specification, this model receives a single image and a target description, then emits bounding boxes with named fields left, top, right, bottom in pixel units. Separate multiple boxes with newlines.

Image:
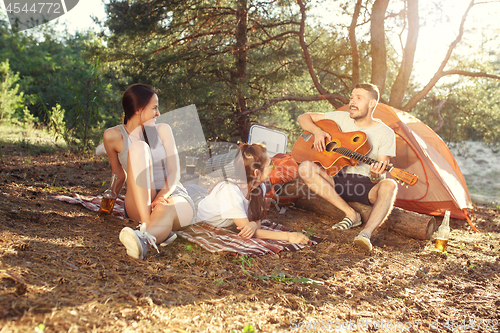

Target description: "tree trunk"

left=370, top=0, right=390, bottom=95
left=234, top=0, right=248, bottom=82
left=389, top=0, right=419, bottom=109
left=84, top=79, right=90, bottom=147
left=282, top=179, right=436, bottom=240
left=296, top=0, right=343, bottom=108
left=234, top=0, right=251, bottom=140
left=432, top=99, right=447, bottom=132
left=236, top=94, right=251, bottom=140
left=349, top=0, right=363, bottom=87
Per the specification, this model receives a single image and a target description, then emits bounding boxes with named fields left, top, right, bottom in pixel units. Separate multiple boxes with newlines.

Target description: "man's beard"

left=350, top=107, right=369, bottom=120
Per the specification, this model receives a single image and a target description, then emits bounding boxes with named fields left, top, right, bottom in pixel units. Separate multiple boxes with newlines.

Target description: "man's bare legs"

left=352, top=178, right=397, bottom=250
left=298, top=161, right=359, bottom=222
left=362, top=179, right=398, bottom=237
left=299, top=161, right=398, bottom=249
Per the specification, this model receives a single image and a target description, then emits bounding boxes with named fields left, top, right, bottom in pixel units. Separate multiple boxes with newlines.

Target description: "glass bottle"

left=98, top=173, right=118, bottom=216
left=434, top=210, right=451, bottom=252
left=185, top=156, right=198, bottom=174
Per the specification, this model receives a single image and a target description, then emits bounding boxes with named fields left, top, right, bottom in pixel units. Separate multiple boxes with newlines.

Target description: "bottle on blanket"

left=98, top=173, right=118, bottom=216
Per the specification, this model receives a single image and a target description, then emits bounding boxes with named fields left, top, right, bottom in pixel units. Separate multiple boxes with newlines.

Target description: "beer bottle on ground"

left=434, top=210, right=451, bottom=252
left=98, top=173, right=119, bottom=216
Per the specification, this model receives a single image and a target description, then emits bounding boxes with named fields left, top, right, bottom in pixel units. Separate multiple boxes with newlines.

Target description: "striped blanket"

left=176, top=220, right=321, bottom=255
left=48, top=193, right=321, bottom=255
left=48, top=193, right=126, bottom=218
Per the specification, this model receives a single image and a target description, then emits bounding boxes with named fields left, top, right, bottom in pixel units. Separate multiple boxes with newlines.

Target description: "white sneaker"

left=353, top=233, right=372, bottom=251
left=119, top=225, right=159, bottom=260
left=160, top=232, right=177, bottom=247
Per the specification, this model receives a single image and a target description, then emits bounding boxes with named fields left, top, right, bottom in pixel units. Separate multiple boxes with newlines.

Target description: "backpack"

left=265, top=153, right=300, bottom=209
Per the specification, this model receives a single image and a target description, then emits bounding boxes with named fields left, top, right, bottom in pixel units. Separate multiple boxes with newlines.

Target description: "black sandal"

left=332, top=214, right=362, bottom=230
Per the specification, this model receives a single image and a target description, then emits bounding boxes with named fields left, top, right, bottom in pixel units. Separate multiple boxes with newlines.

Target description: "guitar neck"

left=333, top=147, right=391, bottom=171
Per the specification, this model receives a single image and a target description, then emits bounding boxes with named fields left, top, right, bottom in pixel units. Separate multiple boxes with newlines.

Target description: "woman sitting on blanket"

left=102, top=83, right=195, bottom=260
left=196, top=143, right=309, bottom=244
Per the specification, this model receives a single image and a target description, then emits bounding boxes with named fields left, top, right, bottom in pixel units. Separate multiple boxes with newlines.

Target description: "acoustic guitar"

left=292, top=119, right=418, bottom=186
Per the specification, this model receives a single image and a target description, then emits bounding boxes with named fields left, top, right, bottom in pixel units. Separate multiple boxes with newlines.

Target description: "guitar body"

left=292, top=120, right=372, bottom=176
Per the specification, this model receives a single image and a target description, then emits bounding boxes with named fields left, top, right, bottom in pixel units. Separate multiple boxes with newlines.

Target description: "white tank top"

left=117, top=124, right=169, bottom=190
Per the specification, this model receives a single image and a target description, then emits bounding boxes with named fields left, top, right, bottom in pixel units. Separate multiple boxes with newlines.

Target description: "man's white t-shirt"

left=324, top=111, right=396, bottom=177
left=196, top=181, right=266, bottom=228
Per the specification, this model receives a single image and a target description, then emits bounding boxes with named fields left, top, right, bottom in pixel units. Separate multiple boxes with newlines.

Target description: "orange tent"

left=338, top=103, right=475, bottom=227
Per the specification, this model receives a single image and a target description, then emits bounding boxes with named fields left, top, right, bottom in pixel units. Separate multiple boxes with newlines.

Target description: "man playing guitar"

left=297, top=83, right=397, bottom=251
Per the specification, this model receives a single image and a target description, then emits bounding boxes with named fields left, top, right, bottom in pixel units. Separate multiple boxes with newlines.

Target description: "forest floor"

left=0, top=141, right=499, bottom=333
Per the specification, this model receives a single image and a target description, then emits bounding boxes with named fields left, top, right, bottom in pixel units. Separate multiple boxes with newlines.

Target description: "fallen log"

left=280, top=179, right=436, bottom=240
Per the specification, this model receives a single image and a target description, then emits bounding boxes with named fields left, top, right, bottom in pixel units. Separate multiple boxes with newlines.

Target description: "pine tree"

left=0, top=59, right=24, bottom=122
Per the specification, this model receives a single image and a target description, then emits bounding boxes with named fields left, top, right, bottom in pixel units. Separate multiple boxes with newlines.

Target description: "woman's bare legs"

left=124, top=141, right=194, bottom=243
left=146, top=196, right=193, bottom=242
left=124, top=141, right=156, bottom=224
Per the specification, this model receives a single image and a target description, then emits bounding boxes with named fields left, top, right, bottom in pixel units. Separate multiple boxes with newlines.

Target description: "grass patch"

left=0, top=122, right=67, bottom=154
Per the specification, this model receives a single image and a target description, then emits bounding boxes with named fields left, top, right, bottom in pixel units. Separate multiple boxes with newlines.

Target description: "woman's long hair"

left=208, top=143, right=269, bottom=221
left=240, top=143, right=269, bottom=222
left=122, top=83, right=159, bottom=148
left=122, top=83, right=157, bottom=125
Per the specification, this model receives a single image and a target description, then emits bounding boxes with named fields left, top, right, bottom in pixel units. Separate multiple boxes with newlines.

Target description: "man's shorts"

left=332, top=173, right=376, bottom=206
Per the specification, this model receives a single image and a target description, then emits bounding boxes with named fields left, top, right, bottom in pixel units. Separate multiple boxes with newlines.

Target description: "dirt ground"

left=1, top=143, right=499, bottom=333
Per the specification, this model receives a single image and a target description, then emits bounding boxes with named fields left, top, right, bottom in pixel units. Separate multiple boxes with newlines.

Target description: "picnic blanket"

left=176, top=220, right=321, bottom=255
left=47, top=193, right=127, bottom=218
left=48, top=193, right=321, bottom=255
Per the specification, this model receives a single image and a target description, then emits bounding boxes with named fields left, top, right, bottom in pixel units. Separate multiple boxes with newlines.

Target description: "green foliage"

left=242, top=325, right=256, bottom=333
left=0, top=16, right=123, bottom=151
left=47, top=104, right=67, bottom=143
left=410, top=45, right=500, bottom=144
left=51, top=173, right=58, bottom=186
left=256, top=272, right=323, bottom=285
left=1, top=1, right=499, bottom=152
left=98, top=0, right=331, bottom=142
left=233, top=255, right=256, bottom=276
left=11, top=107, right=39, bottom=128
left=231, top=324, right=255, bottom=333
left=301, top=226, right=315, bottom=239
left=213, top=278, right=226, bottom=286
left=413, top=75, right=500, bottom=144
left=0, top=60, right=24, bottom=122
